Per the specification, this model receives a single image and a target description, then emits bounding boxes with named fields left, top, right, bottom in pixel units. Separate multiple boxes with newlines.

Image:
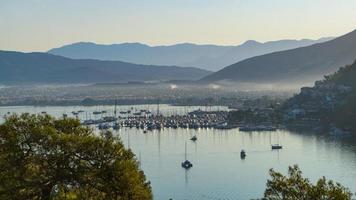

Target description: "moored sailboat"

left=181, top=142, right=193, bottom=169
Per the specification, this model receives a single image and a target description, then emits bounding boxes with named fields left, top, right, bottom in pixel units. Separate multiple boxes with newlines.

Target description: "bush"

left=264, top=165, right=352, bottom=200
left=0, top=114, right=152, bottom=200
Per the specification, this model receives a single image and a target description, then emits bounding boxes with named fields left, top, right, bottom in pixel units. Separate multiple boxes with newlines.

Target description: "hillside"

left=284, top=60, right=356, bottom=131
left=0, top=50, right=211, bottom=84
left=324, top=61, right=356, bottom=87
left=324, top=61, right=356, bottom=130
left=47, top=38, right=332, bottom=72
left=201, top=29, right=356, bottom=84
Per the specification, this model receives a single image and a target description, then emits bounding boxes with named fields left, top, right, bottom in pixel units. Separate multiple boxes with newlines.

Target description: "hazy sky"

left=1, top=0, right=356, bottom=52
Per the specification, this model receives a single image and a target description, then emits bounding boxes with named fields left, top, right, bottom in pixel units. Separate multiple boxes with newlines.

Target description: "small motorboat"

left=82, top=120, right=95, bottom=125
left=113, top=123, right=121, bottom=130
left=240, top=150, right=246, bottom=159
left=271, top=144, right=283, bottom=150
left=181, top=160, right=193, bottom=169
left=190, top=135, right=197, bottom=142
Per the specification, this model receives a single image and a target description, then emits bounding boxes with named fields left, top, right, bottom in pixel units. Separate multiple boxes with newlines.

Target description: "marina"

left=0, top=104, right=230, bottom=124
left=86, top=110, right=230, bottom=131
left=0, top=104, right=234, bottom=131
left=0, top=104, right=282, bottom=133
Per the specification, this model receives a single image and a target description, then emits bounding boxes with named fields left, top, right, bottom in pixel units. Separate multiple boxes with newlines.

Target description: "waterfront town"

left=2, top=79, right=352, bottom=134
left=284, top=81, right=352, bottom=120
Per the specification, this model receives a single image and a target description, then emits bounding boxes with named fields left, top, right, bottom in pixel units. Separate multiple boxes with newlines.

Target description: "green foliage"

left=264, top=165, right=352, bottom=200
left=0, top=114, right=152, bottom=200
left=332, top=93, right=356, bottom=131
left=323, top=60, right=356, bottom=88
left=323, top=60, right=356, bottom=131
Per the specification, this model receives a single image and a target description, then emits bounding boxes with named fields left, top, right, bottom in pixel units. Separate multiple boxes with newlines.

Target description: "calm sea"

left=1, top=105, right=356, bottom=200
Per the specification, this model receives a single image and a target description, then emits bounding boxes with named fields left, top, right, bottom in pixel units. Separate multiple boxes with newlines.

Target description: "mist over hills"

left=48, top=38, right=332, bottom=72
left=283, top=60, right=356, bottom=131
left=201, top=29, right=356, bottom=85
left=0, top=50, right=210, bottom=84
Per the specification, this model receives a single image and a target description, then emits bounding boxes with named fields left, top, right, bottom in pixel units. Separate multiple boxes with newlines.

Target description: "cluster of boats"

left=34, top=108, right=284, bottom=171
left=81, top=110, right=230, bottom=131
left=61, top=107, right=284, bottom=169
left=239, top=125, right=277, bottom=132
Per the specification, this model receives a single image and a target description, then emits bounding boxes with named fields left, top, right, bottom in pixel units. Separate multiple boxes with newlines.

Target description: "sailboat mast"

left=157, top=99, right=160, bottom=116
left=139, top=150, right=142, bottom=169
left=185, top=142, right=187, bottom=160
left=128, top=133, right=131, bottom=149
left=114, top=99, right=117, bottom=118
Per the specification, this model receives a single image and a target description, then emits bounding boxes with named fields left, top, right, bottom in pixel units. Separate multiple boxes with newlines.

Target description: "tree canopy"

left=0, top=114, right=152, bottom=200
left=264, top=165, right=352, bottom=200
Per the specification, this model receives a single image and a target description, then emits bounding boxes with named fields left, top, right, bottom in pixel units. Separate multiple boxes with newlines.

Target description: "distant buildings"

left=288, top=109, right=306, bottom=119
left=284, top=81, right=352, bottom=121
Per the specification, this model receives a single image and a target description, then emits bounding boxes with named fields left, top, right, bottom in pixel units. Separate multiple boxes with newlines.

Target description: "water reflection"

left=184, top=169, right=189, bottom=188
left=116, top=127, right=356, bottom=200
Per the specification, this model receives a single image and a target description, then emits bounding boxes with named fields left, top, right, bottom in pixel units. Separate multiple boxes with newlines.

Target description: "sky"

left=1, top=0, right=356, bottom=52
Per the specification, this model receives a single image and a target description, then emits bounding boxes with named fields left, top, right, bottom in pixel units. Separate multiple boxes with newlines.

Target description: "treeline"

left=324, top=61, right=356, bottom=131
left=324, top=60, right=356, bottom=87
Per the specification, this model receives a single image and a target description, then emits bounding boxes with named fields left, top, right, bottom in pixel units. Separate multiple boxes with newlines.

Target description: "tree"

left=0, top=114, right=152, bottom=200
left=264, top=165, right=352, bottom=200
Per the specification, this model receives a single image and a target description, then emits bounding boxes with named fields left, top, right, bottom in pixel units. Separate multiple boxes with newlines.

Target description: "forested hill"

left=0, top=50, right=211, bottom=84
left=323, top=60, right=356, bottom=88
left=325, top=61, right=356, bottom=130
left=284, top=60, right=356, bottom=131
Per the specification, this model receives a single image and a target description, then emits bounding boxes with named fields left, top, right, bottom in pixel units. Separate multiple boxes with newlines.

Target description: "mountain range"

left=201, top=29, right=356, bottom=85
left=2, top=29, right=355, bottom=86
left=0, top=51, right=210, bottom=84
left=48, top=38, right=333, bottom=72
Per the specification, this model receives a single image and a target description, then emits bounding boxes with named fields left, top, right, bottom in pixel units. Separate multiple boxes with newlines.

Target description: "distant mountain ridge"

left=0, top=50, right=211, bottom=84
left=201, top=29, right=356, bottom=85
left=48, top=38, right=333, bottom=71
